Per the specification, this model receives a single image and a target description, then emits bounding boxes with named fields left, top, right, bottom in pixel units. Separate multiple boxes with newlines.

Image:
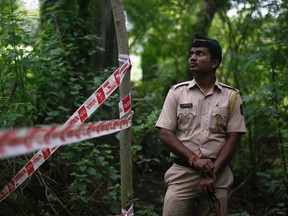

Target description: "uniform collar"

left=187, top=79, right=223, bottom=91
left=214, top=80, right=223, bottom=91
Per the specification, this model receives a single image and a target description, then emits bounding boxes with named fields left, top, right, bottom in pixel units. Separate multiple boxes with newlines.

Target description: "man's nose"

left=189, top=54, right=196, bottom=62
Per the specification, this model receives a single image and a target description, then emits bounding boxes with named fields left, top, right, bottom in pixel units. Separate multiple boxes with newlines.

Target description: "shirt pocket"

left=209, top=107, right=228, bottom=133
left=177, top=106, right=197, bottom=131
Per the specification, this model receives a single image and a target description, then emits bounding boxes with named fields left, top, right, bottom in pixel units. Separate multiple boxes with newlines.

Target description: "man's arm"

left=198, top=132, right=242, bottom=193
left=159, top=128, right=215, bottom=174
left=159, top=128, right=193, bottom=159
left=213, top=132, right=241, bottom=176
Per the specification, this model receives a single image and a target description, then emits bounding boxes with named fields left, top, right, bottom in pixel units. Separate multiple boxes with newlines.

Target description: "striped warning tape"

left=0, top=54, right=131, bottom=202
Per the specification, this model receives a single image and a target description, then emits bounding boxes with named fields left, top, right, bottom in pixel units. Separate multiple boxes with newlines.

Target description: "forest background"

left=0, top=0, right=287, bottom=215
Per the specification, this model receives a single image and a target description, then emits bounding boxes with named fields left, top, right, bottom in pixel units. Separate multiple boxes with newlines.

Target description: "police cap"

left=192, top=34, right=222, bottom=62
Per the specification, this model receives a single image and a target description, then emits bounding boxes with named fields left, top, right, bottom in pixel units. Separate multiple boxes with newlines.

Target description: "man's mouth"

left=190, top=62, right=197, bottom=67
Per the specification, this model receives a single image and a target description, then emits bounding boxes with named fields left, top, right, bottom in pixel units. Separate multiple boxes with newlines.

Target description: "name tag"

left=180, top=103, right=193, bottom=108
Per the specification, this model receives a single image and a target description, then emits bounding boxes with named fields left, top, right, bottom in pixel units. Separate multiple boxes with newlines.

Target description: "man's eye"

left=190, top=51, right=205, bottom=57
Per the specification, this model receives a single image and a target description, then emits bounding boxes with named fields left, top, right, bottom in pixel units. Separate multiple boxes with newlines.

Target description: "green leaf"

left=79, top=165, right=87, bottom=172
left=77, top=182, right=87, bottom=191
left=87, top=167, right=96, bottom=175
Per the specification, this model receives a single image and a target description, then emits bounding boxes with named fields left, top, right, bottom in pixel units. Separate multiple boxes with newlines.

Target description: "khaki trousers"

left=162, top=163, right=234, bottom=216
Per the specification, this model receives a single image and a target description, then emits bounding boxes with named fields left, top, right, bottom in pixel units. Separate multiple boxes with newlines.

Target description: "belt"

left=173, top=158, right=191, bottom=168
left=173, top=158, right=216, bottom=168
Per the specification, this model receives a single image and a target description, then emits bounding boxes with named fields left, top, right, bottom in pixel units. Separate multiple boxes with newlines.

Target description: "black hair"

left=192, top=34, right=222, bottom=69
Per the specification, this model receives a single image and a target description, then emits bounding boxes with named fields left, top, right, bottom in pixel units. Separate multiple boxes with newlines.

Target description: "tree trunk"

left=92, top=0, right=118, bottom=72
left=111, top=0, right=133, bottom=210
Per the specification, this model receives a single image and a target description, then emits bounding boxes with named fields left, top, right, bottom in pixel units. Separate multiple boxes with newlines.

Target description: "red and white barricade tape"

left=0, top=112, right=133, bottom=202
left=0, top=54, right=131, bottom=202
left=68, top=54, right=131, bottom=125
left=0, top=112, right=134, bottom=159
left=122, top=204, right=134, bottom=216
left=119, top=93, right=131, bottom=119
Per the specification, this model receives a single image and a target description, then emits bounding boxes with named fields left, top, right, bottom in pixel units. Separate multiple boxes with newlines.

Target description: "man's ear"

left=212, top=59, right=220, bottom=68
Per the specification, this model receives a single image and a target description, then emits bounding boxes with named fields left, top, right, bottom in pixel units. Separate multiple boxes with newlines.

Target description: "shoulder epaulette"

left=170, top=81, right=190, bottom=91
left=218, top=82, right=239, bottom=92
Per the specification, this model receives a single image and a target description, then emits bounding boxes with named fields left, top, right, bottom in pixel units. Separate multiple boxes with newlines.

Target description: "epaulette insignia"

left=170, top=81, right=190, bottom=91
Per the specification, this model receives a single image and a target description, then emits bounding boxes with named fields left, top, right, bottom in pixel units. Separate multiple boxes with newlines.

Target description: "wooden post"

left=110, top=0, right=133, bottom=210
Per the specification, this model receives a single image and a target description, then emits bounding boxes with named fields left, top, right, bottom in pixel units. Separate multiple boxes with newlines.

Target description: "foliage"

left=125, top=0, right=203, bottom=98
left=0, top=0, right=288, bottom=215
left=0, top=0, right=121, bottom=215
left=0, top=0, right=37, bottom=129
left=49, top=142, right=120, bottom=215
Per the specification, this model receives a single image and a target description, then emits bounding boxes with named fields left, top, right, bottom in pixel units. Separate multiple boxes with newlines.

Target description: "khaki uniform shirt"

left=156, top=79, right=246, bottom=159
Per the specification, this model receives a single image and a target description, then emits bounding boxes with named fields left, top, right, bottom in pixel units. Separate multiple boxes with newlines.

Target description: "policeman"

left=156, top=34, right=246, bottom=216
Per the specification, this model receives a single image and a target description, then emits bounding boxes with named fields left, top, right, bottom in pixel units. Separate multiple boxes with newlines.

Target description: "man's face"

left=188, top=47, right=218, bottom=74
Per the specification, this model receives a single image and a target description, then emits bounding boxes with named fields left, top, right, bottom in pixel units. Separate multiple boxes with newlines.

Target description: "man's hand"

left=193, top=158, right=215, bottom=178
left=198, top=177, right=215, bottom=193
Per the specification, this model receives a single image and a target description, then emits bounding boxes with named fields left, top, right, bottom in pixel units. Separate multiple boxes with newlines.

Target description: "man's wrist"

left=188, top=153, right=198, bottom=167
